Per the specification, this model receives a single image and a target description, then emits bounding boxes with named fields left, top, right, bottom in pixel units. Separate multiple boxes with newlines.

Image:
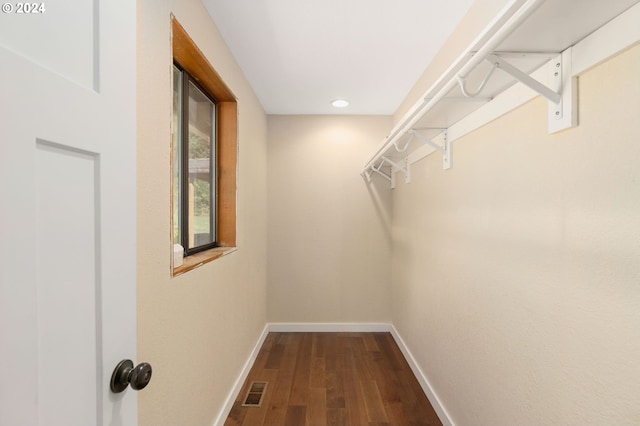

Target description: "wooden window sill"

left=172, top=246, right=237, bottom=277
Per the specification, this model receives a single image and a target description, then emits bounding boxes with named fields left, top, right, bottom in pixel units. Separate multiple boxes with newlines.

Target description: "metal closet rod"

left=361, top=0, right=546, bottom=176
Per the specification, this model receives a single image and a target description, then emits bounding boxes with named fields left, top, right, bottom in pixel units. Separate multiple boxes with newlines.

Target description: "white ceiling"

left=202, top=0, right=475, bottom=115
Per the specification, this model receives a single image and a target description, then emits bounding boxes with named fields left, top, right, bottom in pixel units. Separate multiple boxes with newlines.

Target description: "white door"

left=0, top=1, right=139, bottom=425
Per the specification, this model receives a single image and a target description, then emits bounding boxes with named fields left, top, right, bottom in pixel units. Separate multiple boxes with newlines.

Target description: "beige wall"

left=136, top=0, right=639, bottom=424
left=137, top=0, right=268, bottom=425
left=267, top=115, right=393, bottom=323
left=391, top=45, right=640, bottom=425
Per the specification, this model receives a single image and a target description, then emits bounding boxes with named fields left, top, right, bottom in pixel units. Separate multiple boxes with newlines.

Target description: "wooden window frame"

left=171, top=17, right=237, bottom=276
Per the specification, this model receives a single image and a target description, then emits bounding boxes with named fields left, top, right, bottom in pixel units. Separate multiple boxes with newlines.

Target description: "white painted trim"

left=267, top=322, right=392, bottom=333
left=389, top=325, right=456, bottom=426
left=213, top=322, right=455, bottom=426
left=212, top=324, right=270, bottom=426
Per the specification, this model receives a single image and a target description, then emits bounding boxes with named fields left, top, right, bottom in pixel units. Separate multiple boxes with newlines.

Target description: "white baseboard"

left=268, top=322, right=392, bottom=333
left=213, top=322, right=454, bottom=426
left=212, top=324, right=270, bottom=426
left=389, top=325, right=455, bottom=426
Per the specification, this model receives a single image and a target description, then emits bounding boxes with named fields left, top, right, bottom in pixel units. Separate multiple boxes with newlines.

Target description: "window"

left=171, top=17, right=237, bottom=275
left=173, top=65, right=217, bottom=254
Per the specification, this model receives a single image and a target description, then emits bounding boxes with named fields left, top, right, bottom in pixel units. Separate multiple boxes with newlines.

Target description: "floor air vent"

left=242, top=381, right=268, bottom=406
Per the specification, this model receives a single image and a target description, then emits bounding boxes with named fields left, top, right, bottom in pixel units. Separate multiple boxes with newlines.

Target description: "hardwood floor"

left=224, top=332, right=442, bottom=426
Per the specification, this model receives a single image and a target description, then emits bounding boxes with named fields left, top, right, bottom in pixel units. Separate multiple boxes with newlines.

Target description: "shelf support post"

left=547, top=48, right=577, bottom=134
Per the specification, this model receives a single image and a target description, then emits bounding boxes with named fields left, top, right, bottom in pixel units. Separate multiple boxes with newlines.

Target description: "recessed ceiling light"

left=331, top=99, right=350, bottom=108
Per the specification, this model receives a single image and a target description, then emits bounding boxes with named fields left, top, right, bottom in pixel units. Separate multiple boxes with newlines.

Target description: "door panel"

left=0, top=1, right=137, bottom=425
left=0, top=1, right=96, bottom=89
left=36, top=142, right=101, bottom=425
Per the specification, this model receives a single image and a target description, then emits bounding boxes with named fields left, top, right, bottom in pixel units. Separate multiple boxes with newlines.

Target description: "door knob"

left=110, top=359, right=152, bottom=393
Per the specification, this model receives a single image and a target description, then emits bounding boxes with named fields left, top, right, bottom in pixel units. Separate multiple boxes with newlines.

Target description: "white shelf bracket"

left=409, top=130, right=451, bottom=170
left=443, top=131, right=451, bottom=170
left=369, top=159, right=392, bottom=184
left=381, top=156, right=410, bottom=187
left=547, top=48, right=577, bottom=134
left=486, top=54, right=562, bottom=104
left=403, top=157, right=411, bottom=184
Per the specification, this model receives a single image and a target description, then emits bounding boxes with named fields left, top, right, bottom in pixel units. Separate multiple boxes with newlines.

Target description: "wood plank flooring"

left=225, top=332, right=442, bottom=426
